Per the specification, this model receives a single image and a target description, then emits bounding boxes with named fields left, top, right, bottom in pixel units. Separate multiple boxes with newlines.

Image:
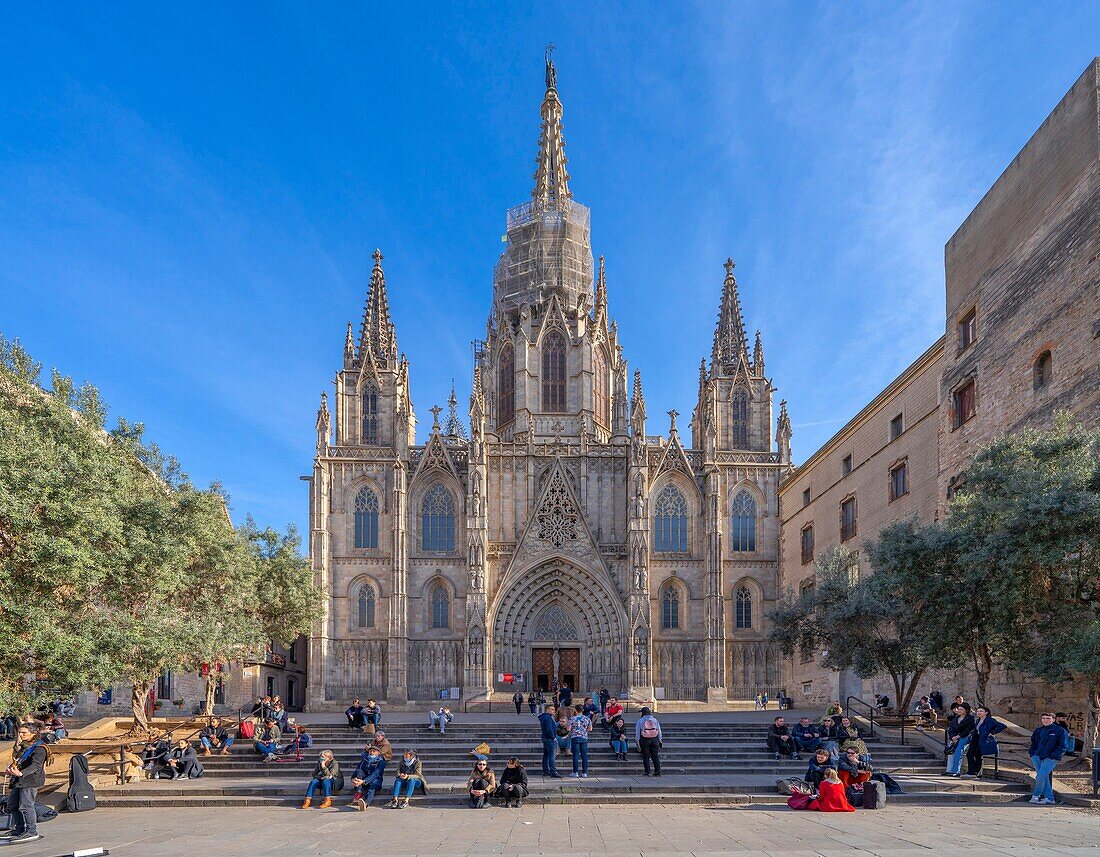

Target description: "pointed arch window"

left=361, top=384, right=379, bottom=444
left=542, top=330, right=567, bottom=413
left=731, top=389, right=748, bottom=448
left=735, top=586, right=752, bottom=629
left=353, top=487, right=379, bottom=549
left=653, top=484, right=688, bottom=553
left=421, top=484, right=455, bottom=552
left=593, top=348, right=609, bottom=428
left=357, top=583, right=377, bottom=628
left=661, top=583, right=681, bottom=630
left=731, top=490, right=757, bottom=552
left=430, top=582, right=450, bottom=629
left=498, top=343, right=515, bottom=427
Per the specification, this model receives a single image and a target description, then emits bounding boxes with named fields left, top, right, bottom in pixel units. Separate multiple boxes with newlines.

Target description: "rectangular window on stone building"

left=952, top=380, right=976, bottom=429
left=889, top=461, right=908, bottom=501
left=800, top=523, right=814, bottom=565
left=802, top=487, right=810, bottom=507
left=890, top=413, right=904, bottom=440
left=841, top=454, right=852, bottom=477
left=957, top=308, right=977, bottom=352
left=840, top=496, right=857, bottom=541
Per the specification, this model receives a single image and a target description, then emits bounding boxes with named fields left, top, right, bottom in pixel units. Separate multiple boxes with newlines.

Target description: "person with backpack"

left=1055, top=714, right=1077, bottom=756
left=3, top=722, right=48, bottom=844
left=635, top=707, right=663, bottom=776
left=568, top=703, right=593, bottom=778
left=1029, top=712, right=1068, bottom=805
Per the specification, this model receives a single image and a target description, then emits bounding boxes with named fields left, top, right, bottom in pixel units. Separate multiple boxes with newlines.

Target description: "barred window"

left=735, top=586, right=752, bottom=629
left=421, top=484, right=455, bottom=552
left=731, top=491, right=756, bottom=552
left=661, top=584, right=681, bottom=630
left=353, top=487, right=379, bottom=548
left=653, top=484, right=688, bottom=553
left=357, top=584, right=376, bottom=628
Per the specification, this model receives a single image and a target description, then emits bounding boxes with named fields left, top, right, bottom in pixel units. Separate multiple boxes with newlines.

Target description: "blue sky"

left=2, top=3, right=1097, bottom=537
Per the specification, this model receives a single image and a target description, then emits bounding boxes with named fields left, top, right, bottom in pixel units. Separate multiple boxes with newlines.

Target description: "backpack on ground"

left=65, top=754, right=96, bottom=812
left=238, top=720, right=255, bottom=739
left=845, top=784, right=864, bottom=808
left=860, top=778, right=886, bottom=809
left=640, top=718, right=659, bottom=739
left=871, top=771, right=903, bottom=795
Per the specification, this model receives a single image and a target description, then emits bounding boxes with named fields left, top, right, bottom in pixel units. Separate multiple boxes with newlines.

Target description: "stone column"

left=386, top=461, right=409, bottom=703
left=306, top=462, right=331, bottom=711
left=703, top=466, right=728, bottom=703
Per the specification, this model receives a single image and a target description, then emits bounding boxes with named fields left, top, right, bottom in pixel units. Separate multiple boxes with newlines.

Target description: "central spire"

left=531, top=44, right=571, bottom=208
left=711, top=258, right=749, bottom=372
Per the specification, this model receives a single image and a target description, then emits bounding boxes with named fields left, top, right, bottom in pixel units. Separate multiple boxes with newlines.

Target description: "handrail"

left=845, top=695, right=876, bottom=740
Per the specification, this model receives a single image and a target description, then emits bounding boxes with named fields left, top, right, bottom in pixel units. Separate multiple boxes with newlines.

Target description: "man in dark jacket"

left=512, top=691, right=525, bottom=715
left=4, top=723, right=48, bottom=843
left=349, top=745, right=386, bottom=810
left=791, top=717, right=822, bottom=754
left=767, top=716, right=799, bottom=760
left=538, top=704, right=562, bottom=778
left=1029, top=712, right=1067, bottom=804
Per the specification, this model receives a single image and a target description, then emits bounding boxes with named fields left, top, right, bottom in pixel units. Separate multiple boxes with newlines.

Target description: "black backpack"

left=65, top=754, right=96, bottom=812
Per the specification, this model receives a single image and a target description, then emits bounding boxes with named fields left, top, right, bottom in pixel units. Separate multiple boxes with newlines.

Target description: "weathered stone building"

left=305, top=54, right=791, bottom=709
left=778, top=57, right=1100, bottom=723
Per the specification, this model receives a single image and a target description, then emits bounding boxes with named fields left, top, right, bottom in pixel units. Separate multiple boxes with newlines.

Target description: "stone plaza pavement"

left=11, top=803, right=1100, bottom=856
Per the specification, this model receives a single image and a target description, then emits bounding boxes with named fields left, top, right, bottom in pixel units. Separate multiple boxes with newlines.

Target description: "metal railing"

left=845, top=695, right=876, bottom=740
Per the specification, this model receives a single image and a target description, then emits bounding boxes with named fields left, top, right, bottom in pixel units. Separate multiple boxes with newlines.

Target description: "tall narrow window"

left=840, top=496, right=857, bottom=541
left=353, top=487, right=379, bottom=549
left=1033, top=351, right=1052, bottom=390
left=653, top=484, right=688, bottom=553
left=890, top=413, right=904, bottom=440
left=431, top=583, right=449, bottom=629
left=800, top=523, right=814, bottom=565
left=593, top=348, right=609, bottom=428
left=361, top=384, right=379, bottom=444
left=498, top=344, right=515, bottom=427
left=957, top=308, right=977, bottom=352
left=730, top=490, right=757, bottom=552
left=542, top=330, right=567, bottom=412
left=735, top=586, right=752, bottom=629
left=952, top=380, right=976, bottom=429
left=889, top=462, right=908, bottom=501
left=421, top=484, right=455, bottom=552
left=731, top=389, right=748, bottom=448
left=661, top=584, right=680, bottom=630
left=357, top=584, right=376, bottom=628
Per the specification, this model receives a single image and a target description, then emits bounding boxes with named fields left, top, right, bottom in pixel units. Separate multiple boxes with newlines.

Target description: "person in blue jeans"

left=301, top=750, right=341, bottom=808
left=1029, top=712, right=1068, bottom=804
left=945, top=703, right=975, bottom=776
left=389, top=750, right=425, bottom=808
left=538, top=704, right=562, bottom=777
left=199, top=718, right=235, bottom=756
left=791, top=717, right=822, bottom=754
left=569, top=704, right=592, bottom=778
left=349, top=745, right=386, bottom=810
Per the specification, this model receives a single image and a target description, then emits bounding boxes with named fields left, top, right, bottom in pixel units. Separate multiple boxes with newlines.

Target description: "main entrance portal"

left=532, top=647, right=580, bottom=692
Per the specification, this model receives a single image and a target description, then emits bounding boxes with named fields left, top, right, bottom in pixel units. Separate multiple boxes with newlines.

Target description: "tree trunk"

left=1088, top=684, right=1100, bottom=769
left=899, top=668, right=924, bottom=714
left=974, top=643, right=993, bottom=706
left=130, top=681, right=151, bottom=733
left=203, top=676, right=217, bottom=716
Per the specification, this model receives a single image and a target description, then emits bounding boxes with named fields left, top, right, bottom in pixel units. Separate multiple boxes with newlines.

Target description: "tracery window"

left=735, top=586, right=752, bottom=629
left=731, top=490, right=756, bottom=552
left=731, top=389, right=748, bottom=448
left=361, top=384, right=379, bottom=444
left=357, top=584, right=376, bottom=628
left=653, top=484, right=688, bottom=553
left=353, top=487, right=379, bottom=549
left=430, top=583, right=450, bottom=629
left=542, top=330, right=567, bottom=413
left=421, top=484, right=455, bottom=552
left=661, top=583, right=681, bottom=630
left=593, top=348, right=609, bottom=428
left=498, top=343, right=515, bottom=427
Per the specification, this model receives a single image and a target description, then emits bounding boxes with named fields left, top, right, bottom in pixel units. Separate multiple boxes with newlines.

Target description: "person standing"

left=512, top=691, right=524, bottom=715
left=538, top=704, right=561, bottom=778
left=635, top=706, right=663, bottom=777
left=568, top=704, right=592, bottom=778
left=3, top=723, right=48, bottom=844
left=527, top=693, right=538, bottom=715
left=964, top=705, right=1006, bottom=778
left=1029, top=712, right=1068, bottom=805
left=598, top=687, right=610, bottom=719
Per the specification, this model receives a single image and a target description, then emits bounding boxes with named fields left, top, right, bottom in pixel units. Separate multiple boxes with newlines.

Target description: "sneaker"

left=1029, top=796, right=1042, bottom=804
left=389, top=799, right=400, bottom=808
left=1042, top=798, right=1056, bottom=805
left=580, top=772, right=588, bottom=778
left=960, top=773, right=976, bottom=779
left=775, top=753, right=781, bottom=761
left=793, top=754, right=802, bottom=761
left=653, top=772, right=661, bottom=777
left=354, top=798, right=366, bottom=811
left=515, top=800, right=523, bottom=808
left=6, top=833, right=41, bottom=844
left=400, top=799, right=410, bottom=808
left=550, top=773, right=563, bottom=779
left=570, top=772, right=580, bottom=778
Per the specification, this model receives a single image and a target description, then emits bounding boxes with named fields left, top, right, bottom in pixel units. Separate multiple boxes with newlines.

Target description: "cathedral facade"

left=305, top=55, right=792, bottom=709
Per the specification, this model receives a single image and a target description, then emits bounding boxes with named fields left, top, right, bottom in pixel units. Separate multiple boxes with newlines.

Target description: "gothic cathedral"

left=306, top=53, right=793, bottom=709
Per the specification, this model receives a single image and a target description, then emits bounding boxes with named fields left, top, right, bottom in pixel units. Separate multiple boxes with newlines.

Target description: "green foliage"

left=0, top=334, right=322, bottom=719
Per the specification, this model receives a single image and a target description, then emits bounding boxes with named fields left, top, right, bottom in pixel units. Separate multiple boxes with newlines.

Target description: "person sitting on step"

left=609, top=714, right=629, bottom=760
left=604, top=697, right=624, bottom=727
left=117, top=743, right=144, bottom=784
left=349, top=744, right=386, bottom=810
left=914, top=696, right=938, bottom=730
left=428, top=705, right=453, bottom=734
left=497, top=758, right=528, bottom=808
left=804, top=747, right=832, bottom=790
left=164, top=738, right=204, bottom=780
left=363, top=699, right=383, bottom=732
left=791, top=717, right=822, bottom=755
left=345, top=698, right=365, bottom=729
left=467, top=759, right=496, bottom=808
left=199, top=717, right=234, bottom=756
left=370, top=730, right=394, bottom=762
left=389, top=750, right=426, bottom=808
left=301, top=750, right=341, bottom=809
left=254, top=718, right=282, bottom=762
left=767, top=716, right=799, bottom=761
left=837, top=746, right=872, bottom=786
left=141, top=733, right=172, bottom=778
left=834, top=717, right=869, bottom=759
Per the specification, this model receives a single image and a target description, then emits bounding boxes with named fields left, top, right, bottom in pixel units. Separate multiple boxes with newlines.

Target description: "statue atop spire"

left=359, top=248, right=398, bottom=369
left=545, top=43, right=557, bottom=90
left=710, top=257, right=749, bottom=373
left=532, top=49, right=571, bottom=208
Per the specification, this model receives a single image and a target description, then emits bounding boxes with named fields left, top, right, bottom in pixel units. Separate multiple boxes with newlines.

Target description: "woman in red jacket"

left=809, top=769, right=856, bottom=812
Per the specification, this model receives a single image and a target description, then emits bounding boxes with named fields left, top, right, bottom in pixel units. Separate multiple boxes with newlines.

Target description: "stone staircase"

left=93, top=719, right=1032, bottom=808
